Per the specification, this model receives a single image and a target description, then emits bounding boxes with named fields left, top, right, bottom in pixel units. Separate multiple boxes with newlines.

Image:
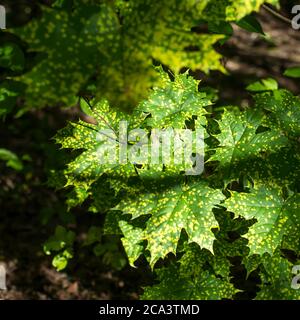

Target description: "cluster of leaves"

left=5, top=0, right=277, bottom=111
left=52, top=69, right=300, bottom=299
left=44, top=225, right=127, bottom=271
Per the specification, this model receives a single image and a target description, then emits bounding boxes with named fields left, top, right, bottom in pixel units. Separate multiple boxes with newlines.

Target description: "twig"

left=262, top=4, right=292, bottom=24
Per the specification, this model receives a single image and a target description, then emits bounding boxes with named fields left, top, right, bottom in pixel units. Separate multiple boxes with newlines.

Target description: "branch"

left=262, top=4, right=292, bottom=24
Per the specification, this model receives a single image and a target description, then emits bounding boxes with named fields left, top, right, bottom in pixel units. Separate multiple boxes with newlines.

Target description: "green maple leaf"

left=210, top=108, right=288, bottom=182
left=136, top=71, right=211, bottom=128
left=281, top=194, right=300, bottom=254
left=103, top=0, right=225, bottom=108
left=120, top=0, right=224, bottom=75
left=118, top=180, right=225, bottom=267
left=212, top=238, right=249, bottom=278
left=143, top=266, right=236, bottom=300
left=211, top=209, right=251, bottom=278
left=202, top=0, right=278, bottom=22
left=12, top=1, right=279, bottom=110
left=54, top=70, right=210, bottom=207
left=225, top=0, right=279, bottom=21
left=65, top=184, right=90, bottom=210
left=118, top=221, right=145, bottom=266
left=54, top=99, right=139, bottom=197
left=254, top=145, right=300, bottom=189
left=142, top=243, right=237, bottom=299
left=13, top=3, right=119, bottom=108
left=225, top=185, right=299, bottom=255
left=255, top=89, right=300, bottom=138
left=256, top=250, right=300, bottom=300
left=243, top=254, right=262, bottom=278
left=12, top=1, right=225, bottom=110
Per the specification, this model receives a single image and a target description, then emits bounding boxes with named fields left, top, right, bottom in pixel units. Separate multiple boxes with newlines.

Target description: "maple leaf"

left=201, top=0, right=279, bottom=23
left=13, top=1, right=225, bottom=109
left=225, top=0, right=279, bottom=21
left=281, top=194, right=300, bottom=254
left=225, top=185, right=300, bottom=255
left=13, top=4, right=119, bottom=108
left=209, top=108, right=288, bottom=183
left=53, top=70, right=210, bottom=206
left=255, top=89, right=300, bottom=138
left=136, top=71, right=211, bottom=129
left=54, top=99, right=140, bottom=198
left=118, top=180, right=225, bottom=267
left=256, top=250, right=300, bottom=300
left=142, top=243, right=237, bottom=299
